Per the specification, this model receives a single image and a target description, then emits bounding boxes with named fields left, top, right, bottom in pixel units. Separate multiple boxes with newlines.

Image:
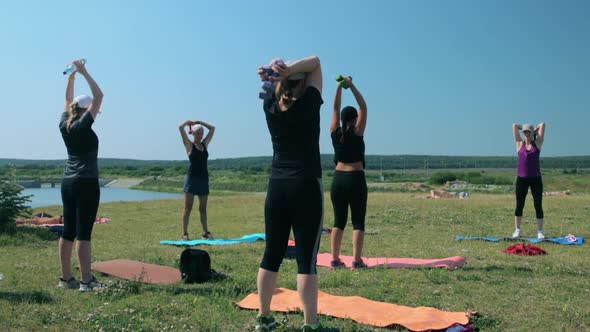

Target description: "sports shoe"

left=79, top=276, right=101, bottom=292
left=302, top=321, right=340, bottom=331
left=58, top=276, right=79, bottom=289
left=255, top=314, right=277, bottom=331
left=511, top=229, right=520, bottom=238
left=182, top=233, right=190, bottom=241
left=202, top=231, right=213, bottom=239
left=352, top=259, right=368, bottom=269
left=329, top=259, right=346, bottom=270
left=537, top=231, right=545, bottom=240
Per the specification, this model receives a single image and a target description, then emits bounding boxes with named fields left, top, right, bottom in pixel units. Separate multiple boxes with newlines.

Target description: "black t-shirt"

left=188, top=143, right=209, bottom=178
left=59, top=111, right=99, bottom=178
left=331, top=127, right=365, bottom=167
left=264, top=86, right=323, bottom=179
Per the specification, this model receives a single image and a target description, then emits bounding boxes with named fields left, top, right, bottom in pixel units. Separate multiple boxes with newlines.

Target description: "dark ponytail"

left=339, top=106, right=358, bottom=144
left=275, top=79, right=304, bottom=109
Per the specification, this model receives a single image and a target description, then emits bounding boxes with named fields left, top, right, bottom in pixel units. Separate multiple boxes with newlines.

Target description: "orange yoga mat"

left=91, top=259, right=181, bottom=284
left=317, top=253, right=466, bottom=269
left=236, top=288, right=469, bottom=330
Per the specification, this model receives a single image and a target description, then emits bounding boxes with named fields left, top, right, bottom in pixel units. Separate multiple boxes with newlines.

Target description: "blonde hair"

left=66, top=103, right=85, bottom=132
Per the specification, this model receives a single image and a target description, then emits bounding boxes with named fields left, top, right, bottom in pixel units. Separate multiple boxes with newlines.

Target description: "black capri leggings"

left=61, top=178, right=100, bottom=241
left=514, top=176, right=543, bottom=219
left=330, top=170, right=367, bottom=231
left=260, top=177, right=323, bottom=274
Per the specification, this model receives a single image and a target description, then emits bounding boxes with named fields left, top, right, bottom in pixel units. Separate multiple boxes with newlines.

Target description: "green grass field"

left=1, top=192, right=589, bottom=331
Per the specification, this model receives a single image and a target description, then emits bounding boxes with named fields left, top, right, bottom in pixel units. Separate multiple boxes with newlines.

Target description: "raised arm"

left=330, top=84, right=343, bottom=134
left=179, top=120, right=194, bottom=155
left=75, top=60, right=103, bottom=120
left=512, top=123, right=522, bottom=151
left=273, top=55, right=322, bottom=94
left=535, top=122, right=546, bottom=149
left=64, top=73, right=75, bottom=113
left=346, top=77, right=367, bottom=136
left=195, top=120, right=216, bottom=148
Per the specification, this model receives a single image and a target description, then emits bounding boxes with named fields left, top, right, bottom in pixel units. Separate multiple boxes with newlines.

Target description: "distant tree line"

left=1, top=155, right=589, bottom=179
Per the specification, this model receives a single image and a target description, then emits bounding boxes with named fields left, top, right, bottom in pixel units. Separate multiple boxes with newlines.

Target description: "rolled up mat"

left=160, top=233, right=266, bottom=246
left=316, top=253, right=466, bottom=269
left=91, top=259, right=181, bottom=284
left=236, top=288, right=470, bottom=330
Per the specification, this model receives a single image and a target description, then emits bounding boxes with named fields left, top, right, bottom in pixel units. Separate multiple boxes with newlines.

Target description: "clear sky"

left=1, top=0, right=588, bottom=160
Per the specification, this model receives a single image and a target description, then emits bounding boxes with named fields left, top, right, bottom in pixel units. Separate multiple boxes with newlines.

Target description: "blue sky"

left=0, top=0, right=588, bottom=160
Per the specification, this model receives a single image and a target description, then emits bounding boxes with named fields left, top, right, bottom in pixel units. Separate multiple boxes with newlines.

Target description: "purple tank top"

left=517, top=141, right=541, bottom=177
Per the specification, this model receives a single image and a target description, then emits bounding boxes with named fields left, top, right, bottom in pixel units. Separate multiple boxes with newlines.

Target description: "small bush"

left=429, top=171, right=458, bottom=185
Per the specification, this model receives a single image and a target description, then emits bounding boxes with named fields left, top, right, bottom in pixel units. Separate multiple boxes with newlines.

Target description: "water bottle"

left=63, top=58, right=86, bottom=76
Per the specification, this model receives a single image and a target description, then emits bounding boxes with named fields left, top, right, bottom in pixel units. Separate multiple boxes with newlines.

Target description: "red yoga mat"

left=236, top=288, right=470, bottom=330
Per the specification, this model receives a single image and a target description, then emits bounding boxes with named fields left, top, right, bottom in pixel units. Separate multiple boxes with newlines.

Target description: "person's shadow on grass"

left=0, top=290, right=53, bottom=304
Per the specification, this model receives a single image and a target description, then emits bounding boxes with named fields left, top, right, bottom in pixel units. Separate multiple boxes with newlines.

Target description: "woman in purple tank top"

left=511, top=122, right=546, bottom=239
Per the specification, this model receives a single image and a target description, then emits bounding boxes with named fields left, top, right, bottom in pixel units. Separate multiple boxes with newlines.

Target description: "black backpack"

left=179, top=249, right=216, bottom=283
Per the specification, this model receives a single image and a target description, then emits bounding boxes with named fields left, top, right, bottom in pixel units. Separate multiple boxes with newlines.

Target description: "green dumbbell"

left=335, top=74, right=351, bottom=89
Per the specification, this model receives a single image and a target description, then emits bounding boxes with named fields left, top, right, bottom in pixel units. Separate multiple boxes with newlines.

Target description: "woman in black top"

left=255, top=56, right=338, bottom=332
left=58, top=59, right=104, bottom=291
left=329, top=76, right=368, bottom=270
left=178, top=120, right=215, bottom=240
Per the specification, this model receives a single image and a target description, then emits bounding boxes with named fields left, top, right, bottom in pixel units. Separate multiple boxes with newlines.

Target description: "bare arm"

left=195, top=120, right=216, bottom=148
left=346, top=78, right=368, bottom=136
left=512, top=123, right=522, bottom=151
left=75, top=60, right=103, bottom=120
left=330, top=84, right=342, bottom=133
left=535, top=122, right=546, bottom=149
left=64, top=74, right=75, bottom=113
left=179, top=120, right=193, bottom=155
left=274, top=55, right=322, bottom=94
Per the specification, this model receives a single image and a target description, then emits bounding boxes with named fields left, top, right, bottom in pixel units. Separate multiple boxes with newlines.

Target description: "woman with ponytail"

left=328, top=76, right=368, bottom=270
left=58, top=59, right=104, bottom=292
left=254, top=56, right=338, bottom=332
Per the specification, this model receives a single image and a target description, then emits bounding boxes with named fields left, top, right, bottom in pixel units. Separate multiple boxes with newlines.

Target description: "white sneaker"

left=79, top=276, right=101, bottom=292
left=511, top=229, right=521, bottom=238
left=537, top=231, right=545, bottom=240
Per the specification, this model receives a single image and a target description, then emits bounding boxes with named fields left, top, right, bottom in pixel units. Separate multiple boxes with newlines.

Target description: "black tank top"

left=188, top=143, right=208, bottom=178
left=331, top=127, right=365, bottom=168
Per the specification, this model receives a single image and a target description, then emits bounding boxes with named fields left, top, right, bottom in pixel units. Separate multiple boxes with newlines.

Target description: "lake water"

left=23, top=187, right=182, bottom=208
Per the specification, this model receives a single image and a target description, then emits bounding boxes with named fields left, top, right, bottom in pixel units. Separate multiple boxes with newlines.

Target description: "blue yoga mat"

left=455, top=235, right=584, bottom=245
left=160, top=233, right=266, bottom=246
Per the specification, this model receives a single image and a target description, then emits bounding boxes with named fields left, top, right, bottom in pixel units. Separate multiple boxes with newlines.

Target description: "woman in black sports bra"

left=328, top=76, right=368, bottom=270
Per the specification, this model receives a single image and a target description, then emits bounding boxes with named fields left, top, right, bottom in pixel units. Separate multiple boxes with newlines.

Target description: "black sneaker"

left=352, top=259, right=368, bottom=269
left=255, top=314, right=277, bottom=331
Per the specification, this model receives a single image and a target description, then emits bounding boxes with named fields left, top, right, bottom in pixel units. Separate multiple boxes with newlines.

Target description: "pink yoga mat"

left=317, top=253, right=465, bottom=269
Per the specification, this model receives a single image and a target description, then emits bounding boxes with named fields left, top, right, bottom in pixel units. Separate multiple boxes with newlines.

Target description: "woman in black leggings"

left=58, top=59, right=104, bottom=291
left=254, top=55, right=337, bottom=332
left=328, top=76, right=368, bottom=269
left=511, top=122, right=546, bottom=239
